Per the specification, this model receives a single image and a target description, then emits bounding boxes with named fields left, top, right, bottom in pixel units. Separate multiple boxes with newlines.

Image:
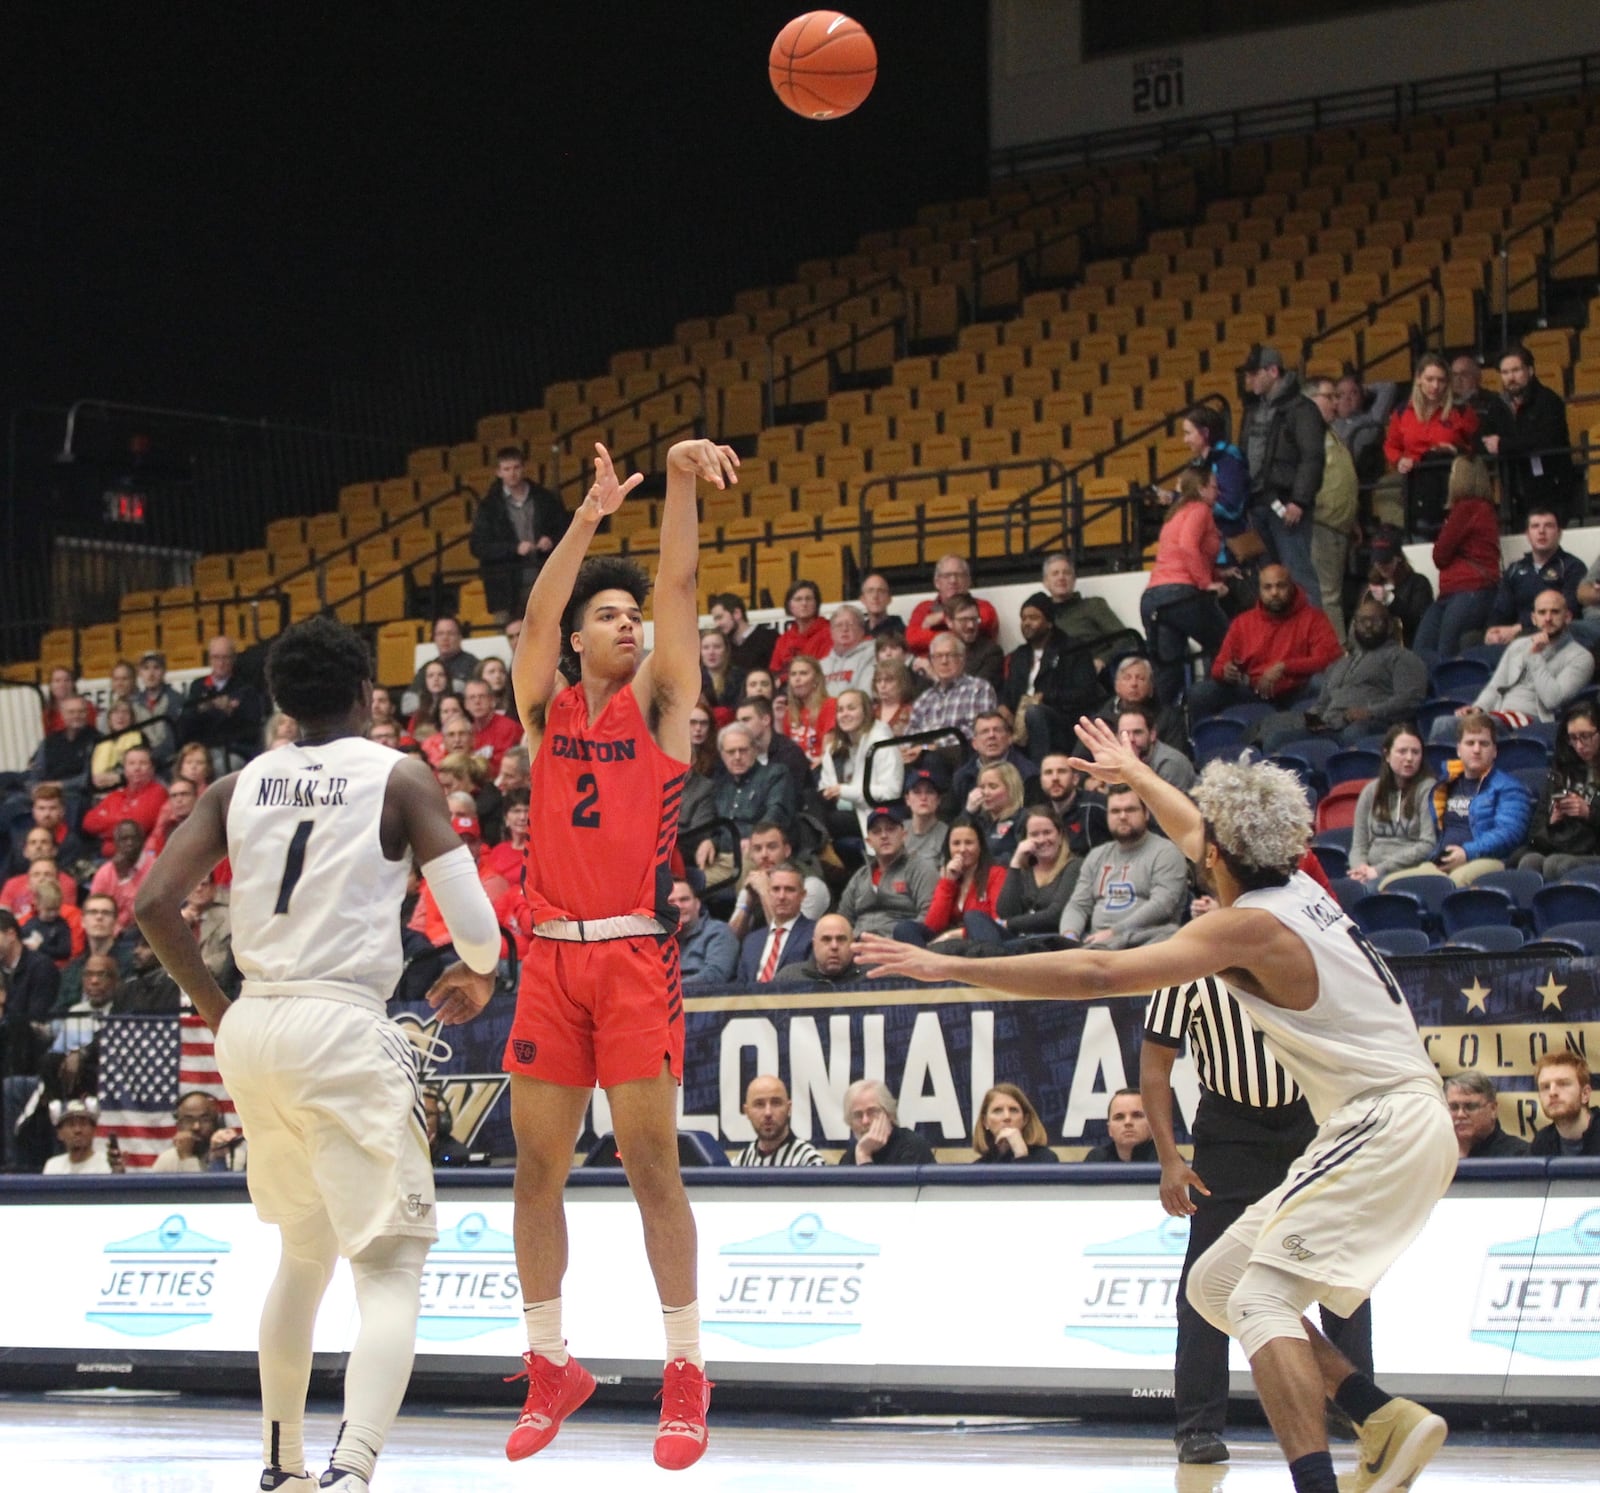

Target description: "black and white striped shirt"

left=733, top=1134, right=826, bottom=1167
left=1144, top=976, right=1301, bottom=1109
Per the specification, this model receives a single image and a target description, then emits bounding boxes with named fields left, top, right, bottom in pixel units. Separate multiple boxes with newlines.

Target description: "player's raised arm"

left=134, top=777, right=236, bottom=1034
left=856, top=908, right=1301, bottom=1005
left=1069, top=715, right=1207, bottom=863
left=511, top=443, right=644, bottom=738
left=634, top=438, right=739, bottom=752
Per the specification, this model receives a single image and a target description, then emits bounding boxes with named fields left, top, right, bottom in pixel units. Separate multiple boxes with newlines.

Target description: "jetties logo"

left=1471, top=1207, right=1600, bottom=1361
left=89, top=1214, right=231, bottom=1337
left=1062, top=1215, right=1189, bottom=1355
left=417, top=1211, right=521, bottom=1342
left=704, top=1212, right=880, bottom=1349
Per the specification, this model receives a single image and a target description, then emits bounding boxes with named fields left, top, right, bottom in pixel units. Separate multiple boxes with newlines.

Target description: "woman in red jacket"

left=767, top=578, right=833, bottom=682
left=1385, top=353, right=1478, bottom=532
left=895, top=817, right=1008, bottom=945
left=1412, top=456, right=1503, bottom=659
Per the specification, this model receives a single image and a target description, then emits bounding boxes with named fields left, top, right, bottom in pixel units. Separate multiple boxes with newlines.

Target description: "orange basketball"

left=769, top=11, right=877, bottom=121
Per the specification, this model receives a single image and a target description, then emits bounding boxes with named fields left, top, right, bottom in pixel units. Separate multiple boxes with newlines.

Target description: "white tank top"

left=226, top=736, right=409, bottom=1010
left=1230, top=871, right=1443, bottom=1122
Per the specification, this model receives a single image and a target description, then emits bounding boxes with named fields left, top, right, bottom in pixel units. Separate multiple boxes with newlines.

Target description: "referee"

left=1142, top=974, right=1373, bottom=1466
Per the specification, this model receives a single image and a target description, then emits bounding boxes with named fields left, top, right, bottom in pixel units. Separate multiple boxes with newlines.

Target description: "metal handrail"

left=1059, top=390, right=1234, bottom=482
left=1496, top=175, right=1600, bottom=347
left=545, top=371, right=709, bottom=494
left=991, top=53, right=1600, bottom=176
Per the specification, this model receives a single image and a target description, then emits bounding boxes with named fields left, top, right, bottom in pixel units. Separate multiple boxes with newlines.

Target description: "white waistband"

left=238, top=980, right=387, bottom=1014
left=533, top=914, right=665, bottom=943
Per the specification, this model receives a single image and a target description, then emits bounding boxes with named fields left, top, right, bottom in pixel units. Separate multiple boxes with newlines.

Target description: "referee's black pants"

left=1174, top=1091, right=1374, bottom=1438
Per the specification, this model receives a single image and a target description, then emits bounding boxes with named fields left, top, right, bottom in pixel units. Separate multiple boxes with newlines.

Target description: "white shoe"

left=318, top=1471, right=369, bottom=1493
left=1347, top=1396, right=1448, bottom=1493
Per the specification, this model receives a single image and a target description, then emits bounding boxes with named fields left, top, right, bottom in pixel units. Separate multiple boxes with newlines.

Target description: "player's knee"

left=350, top=1233, right=429, bottom=1287
left=514, top=1144, right=576, bottom=1198
left=1186, top=1238, right=1243, bottom=1339
left=1228, top=1263, right=1314, bottom=1360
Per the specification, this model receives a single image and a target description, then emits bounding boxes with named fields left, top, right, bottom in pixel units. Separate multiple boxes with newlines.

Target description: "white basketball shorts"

left=214, top=993, right=437, bottom=1257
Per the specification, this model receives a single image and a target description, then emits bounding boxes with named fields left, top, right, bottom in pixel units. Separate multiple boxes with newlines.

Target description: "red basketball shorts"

left=505, top=932, right=684, bottom=1089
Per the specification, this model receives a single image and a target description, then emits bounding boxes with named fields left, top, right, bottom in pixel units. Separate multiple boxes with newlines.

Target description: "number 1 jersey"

left=524, top=683, right=687, bottom=928
left=227, top=736, right=409, bottom=1009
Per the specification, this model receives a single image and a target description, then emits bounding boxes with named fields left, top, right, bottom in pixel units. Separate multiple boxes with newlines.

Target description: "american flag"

left=98, top=1011, right=237, bottom=1169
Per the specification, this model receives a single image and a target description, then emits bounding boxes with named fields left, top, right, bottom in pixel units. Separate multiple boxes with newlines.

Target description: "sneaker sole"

left=653, top=1431, right=709, bottom=1472
left=1366, top=1412, right=1447, bottom=1493
left=505, top=1371, right=597, bottom=1462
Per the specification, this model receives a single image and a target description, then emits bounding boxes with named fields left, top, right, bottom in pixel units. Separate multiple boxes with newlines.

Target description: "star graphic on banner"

left=1537, top=973, right=1567, bottom=1012
left=1460, top=979, right=1491, bottom=1014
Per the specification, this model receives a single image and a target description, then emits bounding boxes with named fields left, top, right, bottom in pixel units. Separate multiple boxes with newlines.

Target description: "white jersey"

left=1230, top=871, right=1443, bottom=1122
left=227, top=736, right=409, bottom=1011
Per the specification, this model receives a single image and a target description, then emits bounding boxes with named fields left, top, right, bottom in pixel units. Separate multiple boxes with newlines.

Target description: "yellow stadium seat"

left=748, top=485, right=793, bottom=522
left=457, top=579, right=496, bottom=631
left=864, top=499, right=919, bottom=568
left=376, top=621, right=427, bottom=687
left=193, top=554, right=232, bottom=588
left=700, top=554, right=744, bottom=607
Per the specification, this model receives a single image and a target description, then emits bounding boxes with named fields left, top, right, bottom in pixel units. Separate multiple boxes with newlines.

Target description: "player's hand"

left=580, top=443, right=645, bottom=521
left=1160, top=1158, right=1210, bottom=1217
left=1066, top=715, right=1144, bottom=788
left=426, top=961, right=496, bottom=1026
left=667, top=439, right=741, bottom=489
left=854, top=932, right=951, bottom=984
left=856, top=1112, right=892, bottom=1162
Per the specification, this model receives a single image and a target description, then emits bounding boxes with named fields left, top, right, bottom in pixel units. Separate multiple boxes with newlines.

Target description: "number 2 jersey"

left=1230, top=871, right=1443, bottom=1121
left=226, top=736, right=409, bottom=1009
left=524, top=682, right=688, bottom=929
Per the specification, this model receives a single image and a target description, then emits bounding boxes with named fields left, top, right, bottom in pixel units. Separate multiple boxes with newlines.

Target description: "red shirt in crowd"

left=1210, top=584, right=1345, bottom=700
left=924, top=864, right=1009, bottom=935
left=471, top=712, right=523, bottom=776
left=81, top=779, right=169, bottom=858
left=1430, top=495, right=1502, bottom=598
left=1383, top=403, right=1478, bottom=467
left=768, top=616, right=834, bottom=680
left=905, top=595, right=1000, bottom=655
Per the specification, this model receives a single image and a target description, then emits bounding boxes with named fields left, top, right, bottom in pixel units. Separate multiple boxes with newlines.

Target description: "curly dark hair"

left=563, top=556, right=651, bottom=637
left=265, top=616, right=372, bottom=723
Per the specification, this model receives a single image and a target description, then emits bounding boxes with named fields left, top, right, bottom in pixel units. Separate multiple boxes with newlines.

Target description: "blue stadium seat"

left=1331, top=876, right=1369, bottom=916
left=1443, top=924, right=1526, bottom=954
left=1313, top=826, right=1354, bottom=853
left=1535, top=922, right=1600, bottom=957
left=1279, top=737, right=1341, bottom=773
left=1471, top=868, right=1543, bottom=919
left=1191, top=717, right=1247, bottom=765
left=1463, top=642, right=1507, bottom=672
left=1217, top=701, right=1276, bottom=729
left=1515, top=720, right=1558, bottom=747
left=1386, top=874, right=1454, bottom=933
left=1370, top=928, right=1431, bottom=958
left=1531, top=881, right=1600, bottom=935
left=1418, top=698, right=1466, bottom=736
left=1440, top=886, right=1517, bottom=938
left=1424, top=743, right=1457, bottom=780
left=1326, top=748, right=1382, bottom=786
left=1311, top=842, right=1348, bottom=879
left=1558, top=861, right=1600, bottom=893
left=1353, top=893, right=1422, bottom=934
left=1514, top=766, right=1550, bottom=798
left=1497, top=738, right=1551, bottom=773
left=1429, top=658, right=1491, bottom=697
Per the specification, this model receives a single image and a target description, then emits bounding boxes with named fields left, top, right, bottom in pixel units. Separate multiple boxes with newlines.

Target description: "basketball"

left=769, top=11, right=877, bottom=120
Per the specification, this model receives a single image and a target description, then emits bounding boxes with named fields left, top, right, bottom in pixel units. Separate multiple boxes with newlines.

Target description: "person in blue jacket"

left=1384, top=711, right=1533, bottom=889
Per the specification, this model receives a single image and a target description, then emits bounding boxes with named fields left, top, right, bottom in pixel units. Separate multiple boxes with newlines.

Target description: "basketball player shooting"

left=135, top=616, right=503, bottom=1493
left=443, top=437, right=736, bottom=1469
left=856, top=716, right=1457, bottom=1493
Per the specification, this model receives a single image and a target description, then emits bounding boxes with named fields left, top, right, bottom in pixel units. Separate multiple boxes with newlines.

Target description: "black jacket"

left=1464, top=1124, right=1530, bottom=1159
left=1, top=948, right=60, bottom=1077
left=179, top=674, right=264, bottom=761
left=469, top=481, right=570, bottom=616
left=836, top=1124, right=937, bottom=1166
left=1082, top=1137, right=1158, bottom=1163
left=1529, top=1108, right=1600, bottom=1157
left=1480, top=378, right=1576, bottom=515
left=1239, top=375, right=1326, bottom=514
left=1002, top=630, right=1104, bottom=723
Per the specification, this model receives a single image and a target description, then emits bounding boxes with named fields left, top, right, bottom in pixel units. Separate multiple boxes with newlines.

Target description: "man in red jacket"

left=80, top=745, right=168, bottom=858
left=1186, top=567, right=1344, bottom=719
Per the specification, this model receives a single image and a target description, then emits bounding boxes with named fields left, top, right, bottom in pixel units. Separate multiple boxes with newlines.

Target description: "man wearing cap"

left=901, top=771, right=950, bottom=865
left=838, top=809, right=938, bottom=938
left=1365, top=525, right=1433, bottom=647
left=1002, top=592, right=1106, bottom=762
left=1238, top=345, right=1325, bottom=609
left=131, top=651, right=184, bottom=767
left=42, top=1098, right=120, bottom=1176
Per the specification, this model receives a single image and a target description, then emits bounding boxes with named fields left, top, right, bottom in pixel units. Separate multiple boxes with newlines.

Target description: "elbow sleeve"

left=421, top=846, right=501, bottom=975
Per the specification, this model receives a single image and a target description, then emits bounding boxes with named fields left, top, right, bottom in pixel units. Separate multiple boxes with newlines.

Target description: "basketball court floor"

left=6, top=1392, right=1594, bottom=1490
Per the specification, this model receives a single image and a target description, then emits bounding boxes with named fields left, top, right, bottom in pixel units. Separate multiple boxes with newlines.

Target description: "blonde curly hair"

left=1192, top=756, right=1311, bottom=880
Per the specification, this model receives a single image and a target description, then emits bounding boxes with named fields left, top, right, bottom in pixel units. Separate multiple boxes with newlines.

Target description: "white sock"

left=662, top=1300, right=703, bottom=1369
left=523, top=1297, right=568, bottom=1364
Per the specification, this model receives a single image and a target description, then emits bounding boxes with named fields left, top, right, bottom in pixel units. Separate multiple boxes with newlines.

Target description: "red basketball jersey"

left=524, top=683, right=687, bottom=926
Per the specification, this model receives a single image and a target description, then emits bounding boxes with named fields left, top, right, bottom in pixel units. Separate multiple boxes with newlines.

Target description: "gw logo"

left=1281, top=1235, right=1317, bottom=1262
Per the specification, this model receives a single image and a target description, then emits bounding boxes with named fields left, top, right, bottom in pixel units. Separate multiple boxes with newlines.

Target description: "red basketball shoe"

left=504, top=1350, right=596, bottom=1460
